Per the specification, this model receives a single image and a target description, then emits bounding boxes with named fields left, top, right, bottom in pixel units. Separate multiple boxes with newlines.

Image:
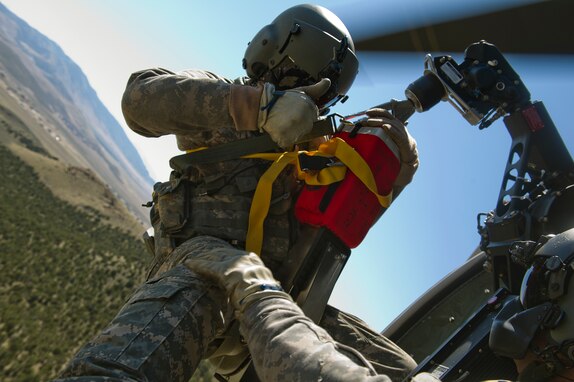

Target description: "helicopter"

left=345, top=2, right=574, bottom=380
left=214, top=1, right=574, bottom=379
left=178, top=36, right=573, bottom=380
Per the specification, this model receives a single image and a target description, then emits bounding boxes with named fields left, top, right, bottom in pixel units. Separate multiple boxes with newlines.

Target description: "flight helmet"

left=243, top=4, right=359, bottom=110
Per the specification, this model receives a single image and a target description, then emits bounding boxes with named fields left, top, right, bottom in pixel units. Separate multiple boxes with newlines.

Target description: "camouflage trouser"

left=55, top=236, right=416, bottom=381
left=320, top=306, right=417, bottom=379
left=54, top=237, right=233, bottom=381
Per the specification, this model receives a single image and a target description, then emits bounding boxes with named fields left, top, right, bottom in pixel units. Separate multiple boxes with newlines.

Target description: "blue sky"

left=3, top=0, right=573, bottom=331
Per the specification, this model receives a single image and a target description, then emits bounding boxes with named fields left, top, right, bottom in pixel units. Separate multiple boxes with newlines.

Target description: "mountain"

left=0, top=2, right=153, bottom=224
left=0, top=4, right=217, bottom=381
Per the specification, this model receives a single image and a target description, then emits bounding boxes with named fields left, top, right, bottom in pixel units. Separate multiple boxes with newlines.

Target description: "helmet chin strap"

left=269, top=35, right=352, bottom=108
left=277, top=67, right=314, bottom=89
left=260, top=57, right=312, bottom=90
left=318, top=36, right=349, bottom=80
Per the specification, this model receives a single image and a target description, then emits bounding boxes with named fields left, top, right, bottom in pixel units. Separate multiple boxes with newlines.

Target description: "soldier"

left=55, top=4, right=419, bottom=381
left=489, top=228, right=574, bottom=382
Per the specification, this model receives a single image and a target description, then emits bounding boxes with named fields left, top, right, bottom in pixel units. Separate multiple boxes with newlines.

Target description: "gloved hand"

left=184, top=249, right=291, bottom=313
left=365, top=108, right=419, bottom=187
left=258, top=78, right=331, bottom=149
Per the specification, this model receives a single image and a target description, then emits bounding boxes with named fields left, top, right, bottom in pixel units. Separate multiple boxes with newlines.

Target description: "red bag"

left=294, top=123, right=400, bottom=248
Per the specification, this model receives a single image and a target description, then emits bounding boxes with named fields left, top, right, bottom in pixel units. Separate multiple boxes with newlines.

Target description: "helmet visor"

left=280, top=21, right=358, bottom=106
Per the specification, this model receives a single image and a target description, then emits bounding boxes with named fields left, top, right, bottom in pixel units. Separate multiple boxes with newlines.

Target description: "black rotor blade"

left=355, top=0, right=574, bottom=54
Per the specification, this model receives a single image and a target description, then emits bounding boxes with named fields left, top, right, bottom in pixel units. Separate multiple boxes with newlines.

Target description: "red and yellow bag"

left=241, top=120, right=400, bottom=253
left=294, top=123, right=400, bottom=248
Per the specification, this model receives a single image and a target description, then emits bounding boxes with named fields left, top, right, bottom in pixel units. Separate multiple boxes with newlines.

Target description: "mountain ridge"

left=0, top=4, right=217, bottom=380
left=0, top=2, right=154, bottom=223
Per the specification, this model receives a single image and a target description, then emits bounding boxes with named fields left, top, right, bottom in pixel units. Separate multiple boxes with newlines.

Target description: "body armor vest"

left=147, top=156, right=298, bottom=279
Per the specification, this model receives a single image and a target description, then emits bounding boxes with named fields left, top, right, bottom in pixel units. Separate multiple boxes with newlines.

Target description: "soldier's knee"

left=58, top=265, right=229, bottom=381
left=156, top=236, right=238, bottom=274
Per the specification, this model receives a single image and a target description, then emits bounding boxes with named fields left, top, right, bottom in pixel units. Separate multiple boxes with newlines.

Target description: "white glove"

left=184, top=249, right=291, bottom=313
left=365, top=108, right=419, bottom=187
left=258, top=79, right=331, bottom=149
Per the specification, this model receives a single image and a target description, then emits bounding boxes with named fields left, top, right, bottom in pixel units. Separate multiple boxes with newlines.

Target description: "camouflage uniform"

left=242, top=294, right=441, bottom=382
left=55, top=69, right=416, bottom=381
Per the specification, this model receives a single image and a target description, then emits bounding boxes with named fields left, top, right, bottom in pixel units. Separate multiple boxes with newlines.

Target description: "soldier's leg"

left=320, top=305, right=417, bottom=381
left=55, top=237, right=236, bottom=382
left=55, top=265, right=228, bottom=382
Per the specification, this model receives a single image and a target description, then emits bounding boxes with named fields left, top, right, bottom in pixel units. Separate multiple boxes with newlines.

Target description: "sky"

left=3, top=0, right=573, bottom=332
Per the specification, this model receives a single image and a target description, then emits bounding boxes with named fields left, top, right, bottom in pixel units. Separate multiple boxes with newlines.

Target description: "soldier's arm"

left=240, top=297, right=394, bottom=382
left=121, top=68, right=261, bottom=137
left=241, top=300, right=441, bottom=381
left=185, top=252, right=395, bottom=381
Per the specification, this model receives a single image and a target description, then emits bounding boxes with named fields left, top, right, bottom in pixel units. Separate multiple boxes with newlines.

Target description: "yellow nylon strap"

left=243, top=152, right=297, bottom=254
left=295, top=151, right=347, bottom=186
left=243, top=137, right=392, bottom=255
left=242, top=151, right=350, bottom=254
left=186, top=147, right=208, bottom=153
left=242, top=152, right=347, bottom=185
left=316, top=137, right=393, bottom=208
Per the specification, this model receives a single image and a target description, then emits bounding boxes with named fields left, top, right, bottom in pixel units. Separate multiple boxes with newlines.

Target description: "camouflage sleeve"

left=121, top=68, right=237, bottom=137
left=239, top=296, right=394, bottom=382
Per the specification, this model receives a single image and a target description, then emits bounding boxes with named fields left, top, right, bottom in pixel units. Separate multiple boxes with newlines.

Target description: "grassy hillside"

left=0, top=145, right=216, bottom=381
left=0, top=143, right=148, bottom=380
